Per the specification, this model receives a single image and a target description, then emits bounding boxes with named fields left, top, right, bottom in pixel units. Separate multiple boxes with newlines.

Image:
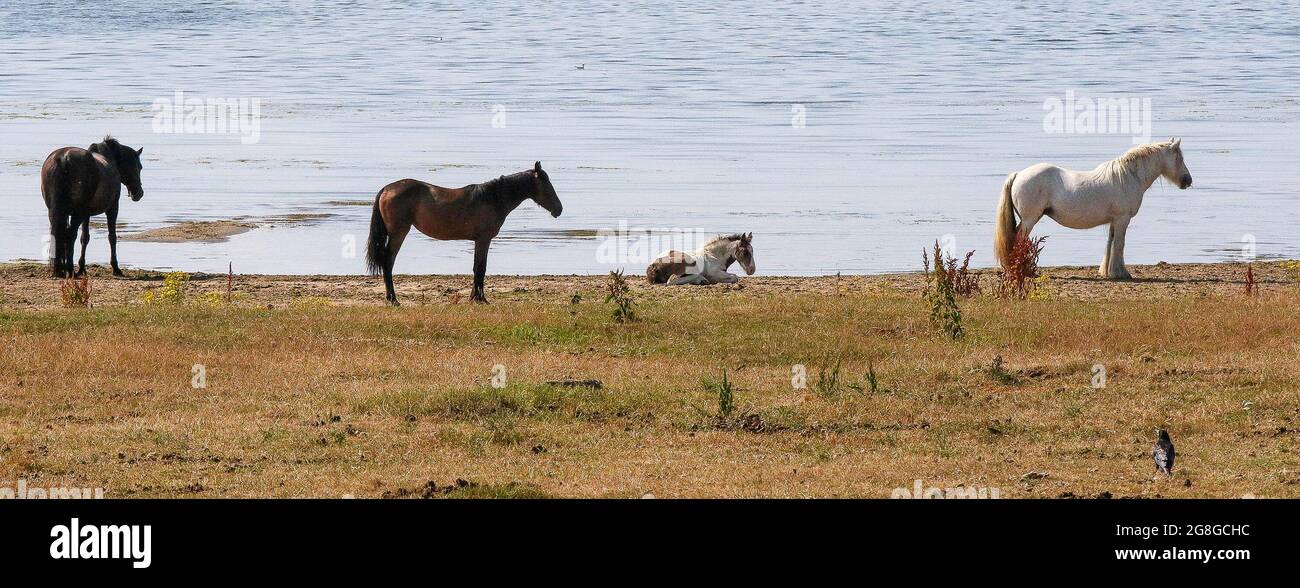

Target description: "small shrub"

left=142, top=271, right=190, bottom=304
left=198, top=292, right=224, bottom=307
left=1280, top=260, right=1300, bottom=281
left=864, top=361, right=889, bottom=394
left=986, top=354, right=1021, bottom=385
left=922, top=243, right=964, bottom=339
left=705, top=370, right=735, bottom=420
left=60, top=276, right=91, bottom=308
left=1027, top=274, right=1053, bottom=300
left=997, top=234, right=1047, bottom=299
left=693, top=370, right=765, bottom=432
left=569, top=292, right=582, bottom=318
left=1244, top=264, right=1256, bottom=297
left=198, top=291, right=246, bottom=307
left=605, top=269, right=636, bottom=323
left=922, top=243, right=979, bottom=298
left=814, top=358, right=844, bottom=398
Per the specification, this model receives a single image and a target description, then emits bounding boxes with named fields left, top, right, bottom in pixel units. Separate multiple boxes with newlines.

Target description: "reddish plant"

left=997, top=234, right=1048, bottom=300
left=60, top=275, right=91, bottom=308
left=922, top=242, right=980, bottom=299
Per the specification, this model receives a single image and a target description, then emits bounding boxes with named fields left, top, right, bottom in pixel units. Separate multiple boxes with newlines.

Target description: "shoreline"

left=0, top=260, right=1294, bottom=311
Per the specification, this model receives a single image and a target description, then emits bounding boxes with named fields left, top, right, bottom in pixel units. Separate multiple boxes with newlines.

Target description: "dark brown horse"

left=41, top=136, right=145, bottom=277
left=366, top=161, right=562, bottom=305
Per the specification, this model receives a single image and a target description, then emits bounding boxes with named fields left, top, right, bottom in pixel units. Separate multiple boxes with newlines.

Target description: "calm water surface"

left=1, top=1, right=1297, bottom=274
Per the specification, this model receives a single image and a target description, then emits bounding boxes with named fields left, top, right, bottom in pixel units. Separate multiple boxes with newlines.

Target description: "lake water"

left=2, top=1, right=1298, bottom=275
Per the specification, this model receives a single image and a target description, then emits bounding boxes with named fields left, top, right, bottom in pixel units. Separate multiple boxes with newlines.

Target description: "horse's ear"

left=534, top=161, right=541, bottom=174
left=136, top=147, right=144, bottom=155
left=1171, top=137, right=1181, bottom=148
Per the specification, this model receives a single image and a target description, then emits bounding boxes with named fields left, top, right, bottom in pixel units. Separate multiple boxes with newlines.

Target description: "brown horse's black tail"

left=45, top=152, right=76, bottom=272
left=365, top=192, right=388, bottom=276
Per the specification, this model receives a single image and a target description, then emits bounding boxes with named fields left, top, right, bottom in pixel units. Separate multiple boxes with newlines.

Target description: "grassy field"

left=0, top=262, right=1297, bottom=498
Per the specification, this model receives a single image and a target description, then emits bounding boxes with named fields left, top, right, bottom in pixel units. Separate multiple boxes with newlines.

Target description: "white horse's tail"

left=994, top=172, right=1018, bottom=268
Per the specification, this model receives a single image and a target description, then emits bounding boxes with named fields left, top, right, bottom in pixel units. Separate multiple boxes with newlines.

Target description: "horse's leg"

left=76, top=217, right=90, bottom=276
left=705, top=270, right=739, bottom=283
left=1099, top=225, right=1114, bottom=278
left=669, top=273, right=709, bottom=286
left=1107, top=216, right=1133, bottom=280
left=470, top=238, right=491, bottom=303
left=1015, top=210, right=1042, bottom=244
left=383, top=225, right=409, bottom=306
left=60, top=214, right=77, bottom=277
left=106, top=205, right=123, bottom=276
left=48, top=209, right=67, bottom=278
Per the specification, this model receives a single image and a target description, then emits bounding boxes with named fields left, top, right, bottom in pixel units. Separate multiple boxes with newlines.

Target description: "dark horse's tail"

left=365, top=191, right=388, bottom=276
left=44, top=152, right=77, bottom=271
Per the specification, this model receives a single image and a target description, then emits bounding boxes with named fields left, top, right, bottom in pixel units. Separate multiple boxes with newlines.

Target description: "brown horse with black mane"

left=41, top=135, right=145, bottom=277
left=366, top=161, right=562, bottom=305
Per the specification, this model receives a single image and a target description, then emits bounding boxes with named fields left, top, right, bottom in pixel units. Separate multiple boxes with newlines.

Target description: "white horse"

left=995, top=138, right=1193, bottom=279
left=646, top=233, right=755, bottom=285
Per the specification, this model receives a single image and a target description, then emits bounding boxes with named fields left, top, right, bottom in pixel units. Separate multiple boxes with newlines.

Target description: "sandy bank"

left=0, top=261, right=1295, bottom=311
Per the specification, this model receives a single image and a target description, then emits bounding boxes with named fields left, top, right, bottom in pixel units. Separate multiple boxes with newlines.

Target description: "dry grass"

left=0, top=262, right=1298, bottom=498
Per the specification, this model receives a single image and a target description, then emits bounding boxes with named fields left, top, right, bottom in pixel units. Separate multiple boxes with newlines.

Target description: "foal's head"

left=1161, top=137, right=1192, bottom=189
left=90, top=136, right=145, bottom=200
left=729, top=232, right=756, bottom=275
left=530, top=161, right=562, bottom=217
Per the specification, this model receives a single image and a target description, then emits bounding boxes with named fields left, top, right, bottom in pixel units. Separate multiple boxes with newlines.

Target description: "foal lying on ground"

left=647, top=233, right=755, bottom=285
left=994, top=138, right=1192, bottom=280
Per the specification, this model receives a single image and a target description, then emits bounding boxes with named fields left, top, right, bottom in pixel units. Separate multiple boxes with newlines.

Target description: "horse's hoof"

left=387, top=299, right=400, bottom=307
left=112, top=269, right=125, bottom=277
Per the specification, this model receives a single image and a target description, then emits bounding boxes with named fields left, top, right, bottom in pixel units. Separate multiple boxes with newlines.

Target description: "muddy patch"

left=120, top=212, right=334, bottom=243
left=122, top=220, right=259, bottom=243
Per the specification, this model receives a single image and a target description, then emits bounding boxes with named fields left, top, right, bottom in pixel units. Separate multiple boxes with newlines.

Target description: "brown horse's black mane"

left=88, top=135, right=123, bottom=160
left=468, top=171, right=534, bottom=209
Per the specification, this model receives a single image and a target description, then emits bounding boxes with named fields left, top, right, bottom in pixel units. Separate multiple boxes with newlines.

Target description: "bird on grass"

left=1152, top=429, right=1175, bottom=476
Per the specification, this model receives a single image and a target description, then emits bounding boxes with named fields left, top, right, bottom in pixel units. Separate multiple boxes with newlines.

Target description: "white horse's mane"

left=1101, top=141, right=1175, bottom=180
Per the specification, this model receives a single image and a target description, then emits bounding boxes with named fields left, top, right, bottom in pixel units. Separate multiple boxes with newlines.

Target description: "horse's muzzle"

left=1179, top=175, right=1192, bottom=189
left=550, top=207, right=562, bottom=218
